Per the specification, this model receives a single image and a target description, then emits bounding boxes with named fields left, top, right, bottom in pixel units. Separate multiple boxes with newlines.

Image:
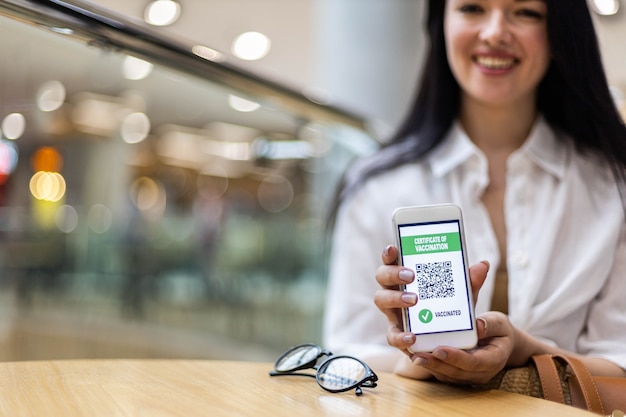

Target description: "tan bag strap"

left=532, top=354, right=605, bottom=415
left=553, top=354, right=605, bottom=415
left=532, top=354, right=565, bottom=403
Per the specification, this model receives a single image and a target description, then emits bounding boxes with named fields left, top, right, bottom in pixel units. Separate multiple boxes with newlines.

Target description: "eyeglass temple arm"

left=268, top=371, right=317, bottom=378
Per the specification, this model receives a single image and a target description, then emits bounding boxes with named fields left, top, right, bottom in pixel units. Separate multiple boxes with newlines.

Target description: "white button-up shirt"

left=324, top=117, right=626, bottom=371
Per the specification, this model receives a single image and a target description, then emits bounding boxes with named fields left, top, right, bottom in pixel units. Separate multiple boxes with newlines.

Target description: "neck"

left=458, top=96, right=537, bottom=154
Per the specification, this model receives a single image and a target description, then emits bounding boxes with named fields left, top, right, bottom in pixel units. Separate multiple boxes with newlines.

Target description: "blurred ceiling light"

left=228, top=94, right=261, bottom=112
left=37, top=80, right=66, bottom=112
left=231, top=31, right=271, bottom=61
left=158, top=128, right=251, bottom=166
left=192, top=45, right=226, bottom=63
left=49, top=27, right=74, bottom=35
left=589, top=0, right=620, bottom=15
left=71, top=93, right=124, bottom=136
left=211, top=141, right=251, bottom=161
left=121, top=112, right=151, bottom=144
left=207, top=121, right=260, bottom=142
left=157, top=129, right=209, bottom=168
left=123, top=56, right=154, bottom=80
left=144, top=0, right=181, bottom=26
left=2, top=113, right=26, bottom=139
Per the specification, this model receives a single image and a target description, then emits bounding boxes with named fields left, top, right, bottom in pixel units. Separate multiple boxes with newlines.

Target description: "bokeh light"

left=231, top=31, right=271, bottom=61
left=88, top=204, right=113, bottom=234
left=144, top=0, right=181, bottom=26
left=55, top=204, right=79, bottom=233
left=2, top=113, right=26, bottom=140
left=130, top=176, right=167, bottom=220
left=197, top=170, right=229, bottom=201
left=37, top=80, right=66, bottom=112
left=228, top=95, right=261, bottom=113
left=257, top=175, right=294, bottom=213
left=121, top=112, right=151, bottom=144
left=29, top=171, right=66, bottom=202
left=123, top=56, right=154, bottom=80
left=32, top=146, right=63, bottom=172
left=0, top=140, right=19, bottom=185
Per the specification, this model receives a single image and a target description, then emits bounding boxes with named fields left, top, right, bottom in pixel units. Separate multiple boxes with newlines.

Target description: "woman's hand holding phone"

left=375, top=244, right=516, bottom=384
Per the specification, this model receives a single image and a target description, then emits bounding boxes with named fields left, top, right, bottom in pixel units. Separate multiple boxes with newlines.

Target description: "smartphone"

left=392, top=204, right=477, bottom=353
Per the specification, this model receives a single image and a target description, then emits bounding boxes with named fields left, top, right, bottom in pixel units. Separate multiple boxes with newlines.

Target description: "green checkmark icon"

left=418, top=309, right=433, bottom=324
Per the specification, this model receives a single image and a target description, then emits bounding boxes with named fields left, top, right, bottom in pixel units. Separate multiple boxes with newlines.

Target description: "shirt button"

left=511, top=251, right=529, bottom=268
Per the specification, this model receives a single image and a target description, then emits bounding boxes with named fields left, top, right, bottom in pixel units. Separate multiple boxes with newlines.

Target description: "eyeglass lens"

left=274, top=344, right=321, bottom=372
left=317, top=357, right=367, bottom=392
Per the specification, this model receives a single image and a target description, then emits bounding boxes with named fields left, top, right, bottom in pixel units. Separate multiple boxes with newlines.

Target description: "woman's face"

left=444, top=0, right=550, bottom=109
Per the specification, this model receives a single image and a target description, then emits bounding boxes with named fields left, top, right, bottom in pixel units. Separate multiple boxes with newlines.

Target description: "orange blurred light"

left=32, top=146, right=63, bottom=172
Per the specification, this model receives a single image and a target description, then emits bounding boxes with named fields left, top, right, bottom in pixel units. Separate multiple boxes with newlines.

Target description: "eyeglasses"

left=269, top=343, right=378, bottom=396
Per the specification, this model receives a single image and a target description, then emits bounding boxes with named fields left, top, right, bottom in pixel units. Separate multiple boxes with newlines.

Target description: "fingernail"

left=401, top=293, right=417, bottom=305
left=413, top=357, right=427, bottom=366
left=402, top=334, right=414, bottom=344
left=432, top=349, right=448, bottom=360
left=383, top=245, right=392, bottom=257
left=480, top=260, right=490, bottom=269
left=399, top=269, right=414, bottom=282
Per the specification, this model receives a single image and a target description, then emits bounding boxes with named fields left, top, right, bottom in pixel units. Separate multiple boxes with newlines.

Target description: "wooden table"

left=0, top=359, right=596, bottom=416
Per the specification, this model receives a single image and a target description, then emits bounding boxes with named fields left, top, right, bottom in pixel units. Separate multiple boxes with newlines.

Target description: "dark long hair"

left=334, top=0, right=626, bottom=208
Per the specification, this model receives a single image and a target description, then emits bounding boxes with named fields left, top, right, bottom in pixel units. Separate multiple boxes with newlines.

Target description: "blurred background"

left=0, top=0, right=624, bottom=362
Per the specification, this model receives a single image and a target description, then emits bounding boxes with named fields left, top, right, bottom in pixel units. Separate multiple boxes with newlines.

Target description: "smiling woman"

left=324, top=0, right=626, bottom=392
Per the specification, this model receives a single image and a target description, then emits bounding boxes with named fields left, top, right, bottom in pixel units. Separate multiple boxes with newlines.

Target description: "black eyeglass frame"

left=269, top=343, right=378, bottom=396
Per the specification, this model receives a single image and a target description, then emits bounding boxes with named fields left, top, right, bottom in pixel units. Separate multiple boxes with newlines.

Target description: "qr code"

left=415, top=261, right=454, bottom=299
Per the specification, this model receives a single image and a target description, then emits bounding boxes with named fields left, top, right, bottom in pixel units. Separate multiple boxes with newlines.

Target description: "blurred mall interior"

left=0, top=0, right=624, bottom=362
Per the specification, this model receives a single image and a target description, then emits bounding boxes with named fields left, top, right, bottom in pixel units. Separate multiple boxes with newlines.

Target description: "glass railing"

left=0, top=0, right=379, bottom=361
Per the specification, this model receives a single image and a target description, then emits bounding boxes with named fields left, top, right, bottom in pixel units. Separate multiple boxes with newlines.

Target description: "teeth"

left=476, top=56, right=515, bottom=69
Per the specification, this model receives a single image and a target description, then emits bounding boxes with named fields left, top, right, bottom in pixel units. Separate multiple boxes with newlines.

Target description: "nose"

left=479, top=11, right=513, bottom=46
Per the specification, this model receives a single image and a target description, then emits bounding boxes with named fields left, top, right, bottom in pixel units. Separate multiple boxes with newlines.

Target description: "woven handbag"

left=484, top=354, right=626, bottom=416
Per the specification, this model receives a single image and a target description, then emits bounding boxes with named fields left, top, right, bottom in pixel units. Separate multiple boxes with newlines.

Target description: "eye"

left=457, top=4, right=484, bottom=14
left=515, top=8, right=545, bottom=20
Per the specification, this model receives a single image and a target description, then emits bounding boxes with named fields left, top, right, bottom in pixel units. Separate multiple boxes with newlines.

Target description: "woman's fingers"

left=381, top=244, right=399, bottom=265
left=408, top=312, right=514, bottom=384
left=374, top=288, right=416, bottom=311
left=377, top=246, right=415, bottom=290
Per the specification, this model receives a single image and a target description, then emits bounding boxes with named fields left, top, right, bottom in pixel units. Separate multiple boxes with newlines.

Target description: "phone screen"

left=397, top=220, right=474, bottom=335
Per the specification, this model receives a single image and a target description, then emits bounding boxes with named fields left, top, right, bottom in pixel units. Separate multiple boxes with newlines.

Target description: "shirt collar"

left=518, top=116, right=568, bottom=180
left=429, top=121, right=481, bottom=178
left=428, top=116, right=568, bottom=180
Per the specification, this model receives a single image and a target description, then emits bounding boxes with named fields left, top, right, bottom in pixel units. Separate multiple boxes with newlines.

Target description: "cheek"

left=444, top=26, right=471, bottom=77
left=528, top=34, right=551, bottom=76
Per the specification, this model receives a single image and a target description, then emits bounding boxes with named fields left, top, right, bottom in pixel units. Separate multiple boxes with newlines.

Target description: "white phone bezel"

left=392, top=204, right=477, bottom=353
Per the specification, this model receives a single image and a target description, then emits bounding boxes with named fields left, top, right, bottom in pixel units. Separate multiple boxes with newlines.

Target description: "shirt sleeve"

left=577, top=221, right=626, bottom=370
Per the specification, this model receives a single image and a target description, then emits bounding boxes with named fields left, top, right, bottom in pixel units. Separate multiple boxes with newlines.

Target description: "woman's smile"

left=474, top=54, right=518, bottom=72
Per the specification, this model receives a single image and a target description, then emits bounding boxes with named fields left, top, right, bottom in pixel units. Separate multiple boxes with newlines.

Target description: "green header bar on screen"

left=400, top=232, right=461, bottom=255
